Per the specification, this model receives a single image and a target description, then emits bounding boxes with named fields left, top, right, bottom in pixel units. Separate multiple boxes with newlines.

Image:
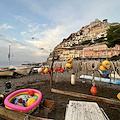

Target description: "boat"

left=80, top=75, right=120, bottom=85
left=9, top=65, right=33, bottom=75
left=0, top=68, right=15, bottom=77
left=4, top=89, right=42, bottom=113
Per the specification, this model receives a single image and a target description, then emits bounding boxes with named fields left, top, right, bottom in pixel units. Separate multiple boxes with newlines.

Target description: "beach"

left=0, top=71, right=120, bottom=120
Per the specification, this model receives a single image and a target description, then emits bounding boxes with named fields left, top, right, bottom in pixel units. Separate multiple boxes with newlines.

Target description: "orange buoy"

left=90, top=86, right=97, bottom=95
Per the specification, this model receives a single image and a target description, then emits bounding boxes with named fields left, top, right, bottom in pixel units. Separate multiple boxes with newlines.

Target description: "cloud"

left=0, top=24, right=14, bottom=30
left=15, top=15, right=29, bottom=24
left=26, top=25, right=69, bottom=52
left=0, top=34, right=26, bottom=46
left=21, top=31, right=27, bottom=36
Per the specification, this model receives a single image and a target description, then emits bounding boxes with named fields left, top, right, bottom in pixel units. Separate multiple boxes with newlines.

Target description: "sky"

left=0, top=0, right=120, bottom=65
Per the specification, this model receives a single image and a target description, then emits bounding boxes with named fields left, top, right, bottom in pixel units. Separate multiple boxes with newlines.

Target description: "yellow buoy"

left=44, top=68, right=48, bottom=74
left=102, top=60, right=111, bottom=68
left=26, top=98, right=36, bottom=107
left=117, top=93, right=120, bottom=100
left=67, top=58, right=73, bottom=64
left=99, top=65, right=106, bottom=71
left=66, top=63, right=72, bottom=69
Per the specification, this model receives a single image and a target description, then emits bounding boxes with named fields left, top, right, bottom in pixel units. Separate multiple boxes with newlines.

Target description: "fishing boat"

left=4, top=89, right=42, bottom=113
left=10, top=65, right=33, bottom=75
left=0, top=68, right=15, bottom=77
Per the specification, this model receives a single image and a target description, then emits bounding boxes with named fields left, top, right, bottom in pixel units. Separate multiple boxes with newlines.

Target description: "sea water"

left=0, top=60, right=24, bottom=68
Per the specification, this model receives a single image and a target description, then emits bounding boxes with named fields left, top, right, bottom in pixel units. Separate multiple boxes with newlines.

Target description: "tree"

left=106, top=25, right=120, bottom=47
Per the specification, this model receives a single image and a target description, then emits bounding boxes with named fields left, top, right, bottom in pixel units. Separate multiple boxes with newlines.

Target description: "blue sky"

left=0, top=0, right=120, bottom=64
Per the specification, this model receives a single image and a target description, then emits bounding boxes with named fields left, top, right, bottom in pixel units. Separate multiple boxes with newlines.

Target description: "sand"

left=0, top=71, right=120, bottom=120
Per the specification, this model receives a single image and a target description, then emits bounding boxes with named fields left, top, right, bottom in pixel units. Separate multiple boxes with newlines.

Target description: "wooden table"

left=65, top=100, right=109, bottom=120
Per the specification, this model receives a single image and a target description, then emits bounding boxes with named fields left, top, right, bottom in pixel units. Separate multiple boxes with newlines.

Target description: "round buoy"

left=60, top=69, right=64, bottom=73
left=54, top=68, right=58, bottom=72
left=66, top=63, right=72, bottom=69
left=44, top=68, right=48, bottom=74
left=42, top=69, right=45, bottom=74
left=57, top=67, right=62, bottom=71
left=90, top=86, right=97, bottom=95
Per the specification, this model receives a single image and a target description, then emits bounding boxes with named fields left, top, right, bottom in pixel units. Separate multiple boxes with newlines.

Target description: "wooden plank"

left=65, top=101, right=109, bottom=120
left=51, top=88, right=120, bottom=107
left=43, top=99, right=54, bottom=111
left=0, top=106, right=53, bottom=120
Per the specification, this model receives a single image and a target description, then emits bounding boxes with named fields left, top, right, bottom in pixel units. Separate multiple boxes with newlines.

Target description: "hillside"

left=47, top=19, right=120, bottom=61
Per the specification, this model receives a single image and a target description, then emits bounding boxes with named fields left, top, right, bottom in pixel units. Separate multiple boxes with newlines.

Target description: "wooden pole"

left=0, top=106, right=53, bottom=120
left=50, top=50, right=55, bottom=91
left=51, top=88, right=120, bottom=107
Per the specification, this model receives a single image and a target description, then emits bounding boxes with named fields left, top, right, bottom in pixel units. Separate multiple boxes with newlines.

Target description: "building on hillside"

left=54, top=46, right=83, bottom=61
left=83, top=44, right=120, bottom=60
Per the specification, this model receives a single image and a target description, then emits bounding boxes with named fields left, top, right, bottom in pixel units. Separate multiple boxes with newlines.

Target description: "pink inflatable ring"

left=4, top=89, right=42, bottom=113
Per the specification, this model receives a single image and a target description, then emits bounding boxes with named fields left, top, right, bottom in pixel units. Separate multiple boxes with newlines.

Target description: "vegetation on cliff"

left=106, top=25, right=120, bottom=47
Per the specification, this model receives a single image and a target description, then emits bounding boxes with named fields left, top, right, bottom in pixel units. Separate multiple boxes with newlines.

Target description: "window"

left=103, top=47, right=105, bottom=50
left=86, top=53, right=88, bottom=56
left=104, top=52, right=106, bottom=55
left=98, top=53, right=100, bottom=56
left=91, top=53, right=94, bottom=56
left=95, top=48, right=98, bottom=50
left=113, top=52, right=116, bottom=55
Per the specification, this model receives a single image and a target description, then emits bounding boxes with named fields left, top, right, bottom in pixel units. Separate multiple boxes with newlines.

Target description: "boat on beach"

left=10, top=65, right=33, bottom=75
left=0, top=68, right=15, bottom=77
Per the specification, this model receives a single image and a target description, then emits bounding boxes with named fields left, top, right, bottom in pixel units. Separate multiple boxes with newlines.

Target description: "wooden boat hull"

left=10, top=65, right=32, bottom=75
left=0, top=68, right=15, bottom=77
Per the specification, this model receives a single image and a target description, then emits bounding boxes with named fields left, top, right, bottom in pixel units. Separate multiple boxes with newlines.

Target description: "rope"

left=62, top=61, right=67, bottom=70
left=86, top=61, right=100, bottom=71
left=81, top=62, right=88, bottom=75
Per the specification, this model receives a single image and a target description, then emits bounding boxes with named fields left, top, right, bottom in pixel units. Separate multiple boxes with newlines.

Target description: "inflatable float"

left=80, top=75, right=120, bottom=85
left=4, top=89, right=42, bottom=113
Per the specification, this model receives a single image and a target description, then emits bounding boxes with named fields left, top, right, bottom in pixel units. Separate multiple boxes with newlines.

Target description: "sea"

left=0, top=60, right=25, bottom=68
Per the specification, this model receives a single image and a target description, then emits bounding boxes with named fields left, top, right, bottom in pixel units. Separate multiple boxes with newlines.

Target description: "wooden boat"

left=4, top=89, right=42, bottom=113
left=0, top=68, right=15, bottom=77
left=10, top=65, right=32, bottom=75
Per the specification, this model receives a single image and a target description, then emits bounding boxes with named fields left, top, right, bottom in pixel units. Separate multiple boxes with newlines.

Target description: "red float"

left=57, top=67, right=61, bottom=71
left=54, top=68, right=58, bottom=72
left=42, top=69, right=45, bottom=74
left=60, top=69, right=64, bottom=73
left=90, top=86, right=97, bottom=95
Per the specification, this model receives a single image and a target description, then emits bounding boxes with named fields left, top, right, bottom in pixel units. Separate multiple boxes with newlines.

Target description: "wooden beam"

left=51, top=88, right=120, bottom=107
left=0, top=106, right=53, bottom=120
left=50, top=50, right=55, bottom=90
